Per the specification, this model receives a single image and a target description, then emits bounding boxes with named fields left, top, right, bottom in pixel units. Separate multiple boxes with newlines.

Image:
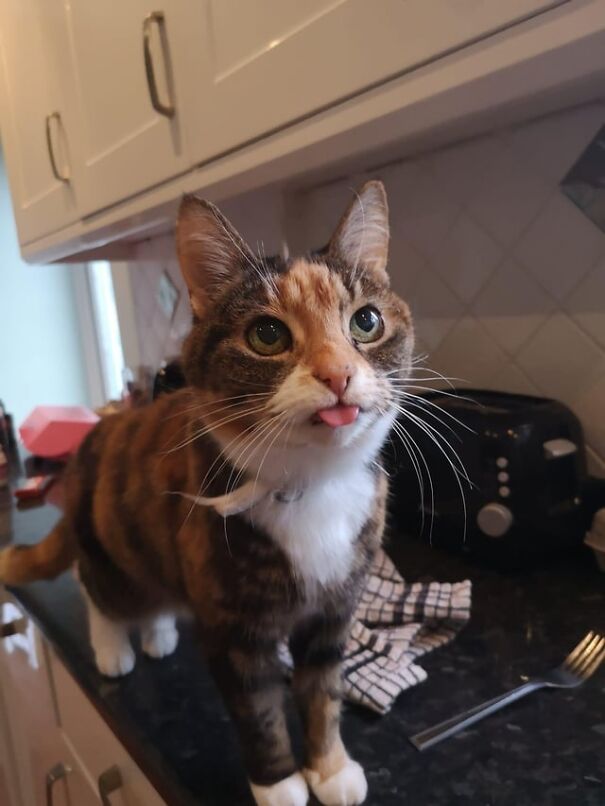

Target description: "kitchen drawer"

left=48, top=649, right=165, bottom=806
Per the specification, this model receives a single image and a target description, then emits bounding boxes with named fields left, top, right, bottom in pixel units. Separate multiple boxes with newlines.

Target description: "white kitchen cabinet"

left=61, top=0, right=197, bottom=217
left=188, top=0, right=568, bottom=161
left=0, top=0, right=81, bottom=244
left=49, top=650, right=165, bottom=806
left=0, top=599, right=71, bottom=806
left=0, top=595, right=165, bottom=806
left=1, top=0, right=602, bottom=263
left=0, top=673, right=20, bottom=806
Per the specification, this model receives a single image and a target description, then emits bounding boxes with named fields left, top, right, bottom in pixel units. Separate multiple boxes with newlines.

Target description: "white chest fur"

left=248, top=462, right=376, bottom=592
left=212, top=412, right=393, bottom=594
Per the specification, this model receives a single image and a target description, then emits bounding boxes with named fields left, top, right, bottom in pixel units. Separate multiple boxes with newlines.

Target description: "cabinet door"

left=0, top=600, right=70, bottom=806
left=50, top=650, right=166, bottom=806
left=63, top=0, right=193, bottom=216
left=189, top=0, right=567, bottom=161
left=0, top=0, right=80, bottom=244
left=0, top=675, right=21, bottom=806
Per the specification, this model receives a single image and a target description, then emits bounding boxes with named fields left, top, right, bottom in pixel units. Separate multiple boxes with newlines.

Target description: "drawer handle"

left=0, top=617, right=27, bottom=638
left=98, top=765, right=123, bottom=805
left=45, top=113, right=70, bottom=182
left=46, top=762, right=71, bottom=806
left=143, top=11, right=175, bottom=118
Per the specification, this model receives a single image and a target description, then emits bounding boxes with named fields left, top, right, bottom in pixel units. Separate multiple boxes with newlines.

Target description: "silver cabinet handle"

left=46, top=762, right=71, bottom=806
left=143, top=11, right=175, bottom=117
left=45, top=112, right=70, bottom=182
left=98, top=765, right=123, bottom=805
left=0, top=616, right=27, bottom=637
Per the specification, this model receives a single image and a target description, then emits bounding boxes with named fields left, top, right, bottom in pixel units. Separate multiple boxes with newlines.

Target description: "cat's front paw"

left=250, top=771, right=309, bottom=806
left=305, top=759, right=367, bottom=806
left=94, top=644, right=136, bottom=677
left=142, top=624, right=179, bottom=659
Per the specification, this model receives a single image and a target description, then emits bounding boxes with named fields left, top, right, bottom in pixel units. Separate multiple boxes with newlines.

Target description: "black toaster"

left=386, top=390, right=592, bottom=568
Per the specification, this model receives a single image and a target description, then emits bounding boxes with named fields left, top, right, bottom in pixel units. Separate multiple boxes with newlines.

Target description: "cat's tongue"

left=316, top=405, right=359, bottom=428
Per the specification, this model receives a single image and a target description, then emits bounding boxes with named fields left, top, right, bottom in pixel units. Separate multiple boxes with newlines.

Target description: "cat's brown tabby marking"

left=0, top=181, right=413, bottom=806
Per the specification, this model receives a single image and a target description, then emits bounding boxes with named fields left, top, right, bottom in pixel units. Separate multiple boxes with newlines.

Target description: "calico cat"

left=0, top=180, right=413, bottom=806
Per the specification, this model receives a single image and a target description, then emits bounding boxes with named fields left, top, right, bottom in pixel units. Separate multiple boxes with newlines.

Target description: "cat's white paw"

left=305, top=759, right=367, bottom=806
left=95, top=643, right=136, bottom=678
left=142, top=624, right=179, bottom=659
left=250, top=771, right=309, bottom=806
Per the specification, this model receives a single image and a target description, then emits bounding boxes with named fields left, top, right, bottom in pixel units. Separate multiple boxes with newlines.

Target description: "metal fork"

left=410, top=631, right=605, bottom=751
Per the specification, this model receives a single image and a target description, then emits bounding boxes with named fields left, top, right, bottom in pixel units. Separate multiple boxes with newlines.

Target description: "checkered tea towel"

left=283, top=549, right=472, bottom=715
left=342, top=549, right=472, bottom=714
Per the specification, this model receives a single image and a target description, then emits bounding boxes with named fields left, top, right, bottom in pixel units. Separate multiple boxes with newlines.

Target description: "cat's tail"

left=0, top=519, right=75, bottom=585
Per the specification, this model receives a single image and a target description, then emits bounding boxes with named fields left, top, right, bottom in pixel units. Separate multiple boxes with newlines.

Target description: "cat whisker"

left=251, top=414, right=291, bottom=502
left=393, top=404, right=470, bottom=543
left=350, top=187, right=366, bottom=287
left=164, top=391, right=271, bottom=420
left=177, top=416, right=274, bottom=544
left=219, top=414, right=285, bottom=552
left=163, top=404, right=269, bottom=454
left=394, top=394, right=462, bottom=443
left=223, top=412, right=286, bottom=500
left=386, top=368, right=465, bottom=384
left=197, top=416, right=271, bottom=498
left=227, top=377, right=278, bottom=390
left=393, top=390, right=476, bottom=436
left=161, top=396, right=272, bottom=452
left=256, top=239, right=280, bottom=298
left=390, top=417, right=433, bottom=542
left=393, top=404, right=472, bottom=485
left=216, top=217, right=271, bottom=292
left=390, top=383, right=479, bottom=408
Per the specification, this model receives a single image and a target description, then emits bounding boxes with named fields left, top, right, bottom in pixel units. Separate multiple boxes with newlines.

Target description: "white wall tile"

left=426, top=134, right=500, bottom=206
left=516, top=314, right=605, bottom=406
left=473, top=257, right=554, bottom=356
left=489, top=363, right=539, bottom=397
left=284, top=103, right=605, bottom=469
left=504, top=102, right=605, bottom=184
left=287, top=178, right=356, bottom=251
left=466, top=141, right=550, bottom=248
left=406, top=270, right=463, bottom=352
left=573, top=373, right=605, bottom=467
left=567, top=258, right=605, bottom=352
left=586, top=446, right=605, bottom=478
left=128, top=103, right=605, bottom=470
left=428, top=318, right=506, bottom=389
left=431, top=212, right=502, bottom=304
left=387, top=163, right=458, bottom=261
left=514, top=193, right=605, bottom=302
left=388, top=237, right=427, bottom=299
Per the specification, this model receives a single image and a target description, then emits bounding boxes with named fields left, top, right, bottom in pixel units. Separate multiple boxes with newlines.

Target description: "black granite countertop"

left=1, top=488, right=604, bottom=806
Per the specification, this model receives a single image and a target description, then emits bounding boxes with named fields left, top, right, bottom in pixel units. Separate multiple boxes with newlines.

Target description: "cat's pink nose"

left=317, top=371, right=351, bottom=398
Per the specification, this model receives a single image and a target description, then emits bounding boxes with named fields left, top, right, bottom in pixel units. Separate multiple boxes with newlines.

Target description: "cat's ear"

left=176, top=194, right=254, bottom=316
left=329, top=180, right=390, bottom=280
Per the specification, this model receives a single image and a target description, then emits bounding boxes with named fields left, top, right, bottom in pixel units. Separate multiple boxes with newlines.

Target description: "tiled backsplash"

left=129, top=258, right=191, bottom=369
left=128, top=102, right=605, bottom=475
left=287, top=102, right=605, bottom=475
left=129, top=187, right=286, bottom=369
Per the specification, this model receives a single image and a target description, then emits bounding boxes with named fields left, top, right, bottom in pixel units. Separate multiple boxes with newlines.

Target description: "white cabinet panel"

left=50, top=650, right=165, bottom=806
left=0, top=601, right=69, bottom=806
left=190, top=0, right=567, bottom=161
left=0, top=679, right=21, bottom=806
left=64, top=0, right=194, bottom=216
left=0, top=0, right=80, bottom=243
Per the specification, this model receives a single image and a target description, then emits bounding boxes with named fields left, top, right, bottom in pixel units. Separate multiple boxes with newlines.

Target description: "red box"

left=19, top=405, right=99, bottom=459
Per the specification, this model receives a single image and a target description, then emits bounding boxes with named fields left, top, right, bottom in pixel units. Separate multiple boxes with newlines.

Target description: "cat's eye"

left=247, top=317, right=292, bottom=356
left=350, top=306, right=384, bottom=343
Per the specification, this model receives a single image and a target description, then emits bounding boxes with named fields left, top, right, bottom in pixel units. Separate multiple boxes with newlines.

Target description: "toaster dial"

left=477, top=503, right=514, bottom=538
